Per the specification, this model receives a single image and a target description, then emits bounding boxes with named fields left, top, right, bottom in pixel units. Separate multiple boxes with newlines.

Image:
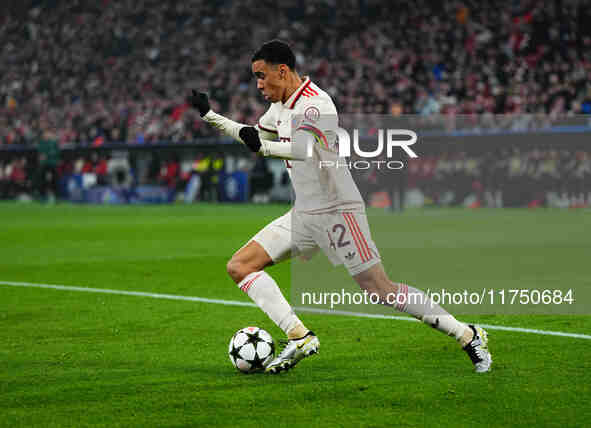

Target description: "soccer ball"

left=228, top=327, right=275, bottom=374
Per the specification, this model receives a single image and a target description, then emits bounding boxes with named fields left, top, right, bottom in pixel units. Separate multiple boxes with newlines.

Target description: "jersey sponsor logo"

left=304, top=106, right=320, bottom=122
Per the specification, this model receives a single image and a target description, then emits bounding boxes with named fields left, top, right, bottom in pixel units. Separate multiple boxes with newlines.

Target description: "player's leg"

left=332, top=211, right=491, bottom=372
left=353, top=262, right=491, bottom=372
left=229, top=210, right=320, bottom=374
left=332, top=211, right=469, bottom=339
left=353, top=263, right=470, bottom=341
left=226, top=210, right=309, bottom=340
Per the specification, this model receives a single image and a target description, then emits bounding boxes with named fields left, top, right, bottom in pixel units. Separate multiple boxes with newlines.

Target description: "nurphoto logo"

left=336, top=128, right=418, bottom=159
left=318, top=128, right=419, bottom=170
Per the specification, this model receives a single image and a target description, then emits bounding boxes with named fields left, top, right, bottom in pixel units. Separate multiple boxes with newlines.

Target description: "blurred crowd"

left=355, top=147, right=591, bottom=208
left=1, top=0, right=591, bottom=147
left=3, top=143, right=590, bottom=208
left=0, top=149, right=228, bottom=201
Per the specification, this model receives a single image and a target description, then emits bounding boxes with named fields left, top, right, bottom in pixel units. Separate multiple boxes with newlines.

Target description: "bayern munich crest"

left=304, top=106, right=320, bottom=122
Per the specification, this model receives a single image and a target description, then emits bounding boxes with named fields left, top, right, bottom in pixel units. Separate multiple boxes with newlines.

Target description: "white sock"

left=394, top=283, right=468, bottom=342
left=237, top=271, right=301, bottom=335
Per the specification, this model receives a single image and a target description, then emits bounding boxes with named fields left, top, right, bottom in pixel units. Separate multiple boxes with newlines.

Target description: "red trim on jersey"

left=289, top=79, right=312, bottom=109
left=258, top=122, right=278, bottom=134
left=351, top=213, right=371, bottom=262
left=343, top=213, right=372, bottom=262
left=349, top=214, right=372, bottom=261
left=303, top=86, right=318, bottom=96
left=342, top=214, right=364, bottom=262
left=342, top=213, right=368, bottom=262
left=240, top=272, right=262, bottom=293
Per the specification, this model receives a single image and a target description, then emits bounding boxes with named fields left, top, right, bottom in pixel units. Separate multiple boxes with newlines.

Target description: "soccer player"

left=190, top=40, right=492, bottom=374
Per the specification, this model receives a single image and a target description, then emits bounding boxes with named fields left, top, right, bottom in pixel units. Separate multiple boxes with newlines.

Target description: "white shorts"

left=246, top=209, right=381, bottom=276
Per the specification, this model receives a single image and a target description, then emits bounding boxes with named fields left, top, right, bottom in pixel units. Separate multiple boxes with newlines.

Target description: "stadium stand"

left=1, top=0, right=590, bottom=146
left=0, top=0, right=590, bottom=206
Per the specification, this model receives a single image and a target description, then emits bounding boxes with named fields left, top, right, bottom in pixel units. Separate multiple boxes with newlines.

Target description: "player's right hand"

left=189, top=90, right=211, bottom=117
left=239, top=126, right=262, bottom=153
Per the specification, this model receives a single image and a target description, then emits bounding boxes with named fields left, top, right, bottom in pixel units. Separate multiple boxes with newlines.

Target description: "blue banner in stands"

left=218, top=171, right=249, bottom=202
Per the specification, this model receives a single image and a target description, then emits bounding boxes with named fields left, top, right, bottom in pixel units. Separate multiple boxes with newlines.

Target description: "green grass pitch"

left=0, top=203, right=590, bottom=427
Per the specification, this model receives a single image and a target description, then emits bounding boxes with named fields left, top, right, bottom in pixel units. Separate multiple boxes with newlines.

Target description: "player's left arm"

left=240, top=99, right=338, bottom=160
left=189, top=90, right=277, bottom=146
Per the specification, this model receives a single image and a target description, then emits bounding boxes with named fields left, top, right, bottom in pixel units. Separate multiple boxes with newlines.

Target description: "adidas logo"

left=345, top=251, right=356, bottom=261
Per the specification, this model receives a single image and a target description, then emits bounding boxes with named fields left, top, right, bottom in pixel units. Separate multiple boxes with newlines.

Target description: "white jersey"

left=256, top=77, right=364, bottom=213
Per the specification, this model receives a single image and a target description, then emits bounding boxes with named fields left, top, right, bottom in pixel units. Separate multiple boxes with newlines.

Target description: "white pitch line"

left=0, top=280, right=258, bottom=307
left=1, top=280, right=590, bottom=341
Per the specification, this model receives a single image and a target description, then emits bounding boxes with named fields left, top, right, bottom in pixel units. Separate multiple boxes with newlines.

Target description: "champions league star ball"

left=228, top=327, right=275, bottom=374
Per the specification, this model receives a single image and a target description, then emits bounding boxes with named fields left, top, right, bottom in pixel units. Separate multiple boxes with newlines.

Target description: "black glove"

left=189, top=90, right=211, bottom=117
left=239, top=126, right=262, bottom=153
